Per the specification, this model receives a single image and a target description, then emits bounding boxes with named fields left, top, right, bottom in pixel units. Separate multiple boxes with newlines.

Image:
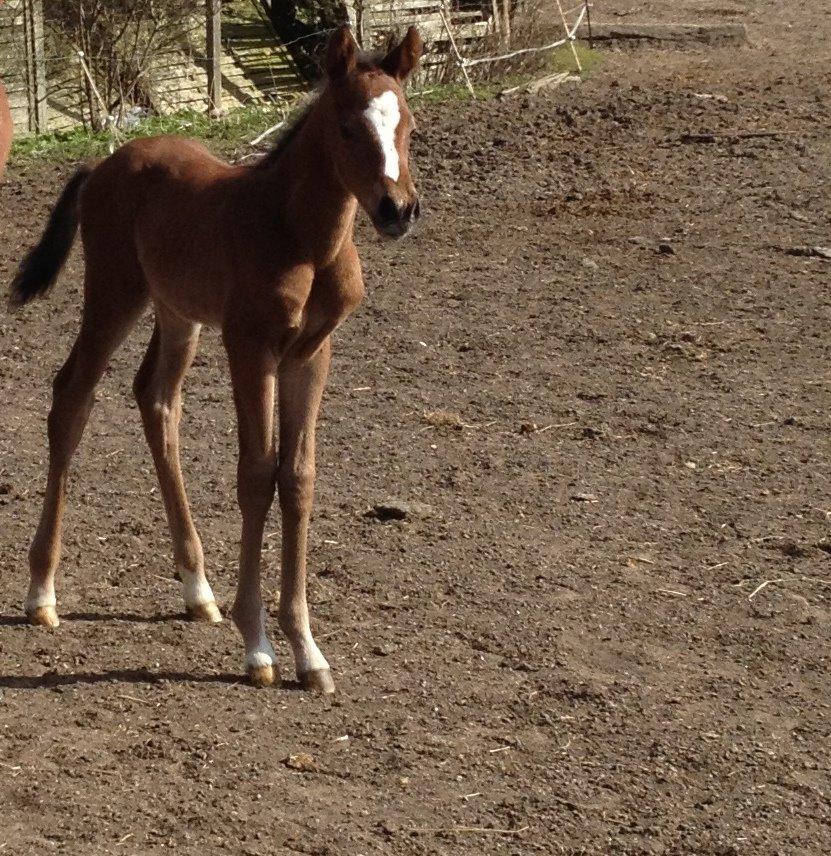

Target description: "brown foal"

left=0, top=78, right=12, bottom=178
left=9, top=26, right=423, bottom=693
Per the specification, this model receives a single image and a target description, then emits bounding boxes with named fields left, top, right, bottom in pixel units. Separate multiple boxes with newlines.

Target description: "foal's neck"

left=258, top=93, right=358, bottom=267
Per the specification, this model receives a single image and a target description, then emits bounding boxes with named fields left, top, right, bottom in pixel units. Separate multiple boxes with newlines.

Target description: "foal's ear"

left=326, top=24, right=357, bottom=80
left=381, top=26, right=424, bottom=82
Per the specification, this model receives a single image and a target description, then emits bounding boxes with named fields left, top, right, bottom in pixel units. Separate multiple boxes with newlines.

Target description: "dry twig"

left=410, top=825, right=529, bottom=836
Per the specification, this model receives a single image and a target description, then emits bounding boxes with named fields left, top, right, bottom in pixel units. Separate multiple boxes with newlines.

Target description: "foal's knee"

left=277, top=461, right=315, bottom=516
left=133, top=369, right=178, bottom=431
left=237, top=451, right=278, bottom=516
left=132, top=363, right=161, bottom=417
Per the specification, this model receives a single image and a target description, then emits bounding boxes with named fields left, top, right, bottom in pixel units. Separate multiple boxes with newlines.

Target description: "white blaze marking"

left=364, top=90, right=401, bottom=182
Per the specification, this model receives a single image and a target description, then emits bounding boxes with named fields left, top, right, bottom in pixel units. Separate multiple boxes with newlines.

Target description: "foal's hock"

left=9, top=26, right=423, bottom=693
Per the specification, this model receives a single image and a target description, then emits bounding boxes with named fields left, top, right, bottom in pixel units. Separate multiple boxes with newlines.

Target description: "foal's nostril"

left=378, top=194, right=399, bottom=224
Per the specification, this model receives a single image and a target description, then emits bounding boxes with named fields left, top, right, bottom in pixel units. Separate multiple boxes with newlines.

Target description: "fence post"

left=354, top=0, right=365, bottom=49
left=23, top=0, right=47, bottom=132
left=207, top=0, right=223, bottom=115
left=501, top=0, right=511, bottom=47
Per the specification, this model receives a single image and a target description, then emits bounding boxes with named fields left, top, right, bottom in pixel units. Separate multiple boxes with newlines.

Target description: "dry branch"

left=500, top=71, right=573, bottom=97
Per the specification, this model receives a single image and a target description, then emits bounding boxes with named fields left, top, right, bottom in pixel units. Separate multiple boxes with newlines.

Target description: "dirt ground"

left=0, top=1, right=829, bottom=853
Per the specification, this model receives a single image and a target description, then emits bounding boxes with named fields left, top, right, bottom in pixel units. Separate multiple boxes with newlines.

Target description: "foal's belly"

left=136, top=226, right=230, bottom=327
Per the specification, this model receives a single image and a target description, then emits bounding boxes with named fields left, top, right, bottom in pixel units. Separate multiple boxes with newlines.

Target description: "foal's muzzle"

left=375, top=194, right=420, bottom=238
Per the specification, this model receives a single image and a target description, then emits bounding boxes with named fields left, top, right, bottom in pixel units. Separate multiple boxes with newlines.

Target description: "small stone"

left=372, top=644, right=392, bottom=657
left=684, top=461, right=697, bottom=469
left=785, top=245, right=831, bottom=259
left=284, top=752, right=317, bottom=772
left=518, top=422, right=538, bottom=434
left=581, top=425, right=606, bottom=440
left=581, top=257, right=599, bottom=270
left=657, top=242, right=675, bottom=255
left=570, top=492, right=597, bottom=503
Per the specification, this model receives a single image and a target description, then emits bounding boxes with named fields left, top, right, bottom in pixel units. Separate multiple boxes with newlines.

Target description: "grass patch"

left=10, top=104, right=292, bottom=164
left=409, top=80, right=512, bottom=104
left=544, top=42, right=602, bottom=77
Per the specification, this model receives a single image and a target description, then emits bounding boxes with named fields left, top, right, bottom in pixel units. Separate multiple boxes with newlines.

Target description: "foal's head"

left=323, top=26, right=423, bottom=239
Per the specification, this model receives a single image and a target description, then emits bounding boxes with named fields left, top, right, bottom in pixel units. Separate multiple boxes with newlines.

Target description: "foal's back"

left=81, top=135, right=249, bottom=326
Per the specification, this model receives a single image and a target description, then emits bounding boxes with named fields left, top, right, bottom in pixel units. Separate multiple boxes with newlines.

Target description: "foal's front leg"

left=277, top=340, right=334, bottom=694
left=226, top=339, right=280, bottom=687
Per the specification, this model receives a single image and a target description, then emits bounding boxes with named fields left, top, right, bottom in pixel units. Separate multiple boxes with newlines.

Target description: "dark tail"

left=8, top=165, right=92, bottom=309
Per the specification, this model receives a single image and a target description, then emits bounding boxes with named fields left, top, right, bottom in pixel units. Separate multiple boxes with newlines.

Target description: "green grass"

left=545, top=42, right=602, bottom=76
left=409, top=81, right=507, bottom=105
left=10, top=104, right=291, bottom=163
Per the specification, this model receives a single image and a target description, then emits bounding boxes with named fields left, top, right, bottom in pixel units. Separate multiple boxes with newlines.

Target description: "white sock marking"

left=25, top=584, right=56, bottom=612
left=291, top=630, right=329, bottom=674
left=245, top=607, right=277, bottom=670
left=180, top=568, right=215, bottom=608
left=364, top=90, right=401, bottom=182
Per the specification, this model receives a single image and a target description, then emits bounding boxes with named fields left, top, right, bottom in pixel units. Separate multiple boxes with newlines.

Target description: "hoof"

left=299, top=668, right=336, bottom=695
left=186, top=601, right=223, bottom=623
left=26, top=605, right=60, bottom=628
left=247, top=664, right=277, bottom=688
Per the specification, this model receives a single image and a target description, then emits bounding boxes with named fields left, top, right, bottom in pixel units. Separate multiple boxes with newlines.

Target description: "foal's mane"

left=252, top=97, right=317, bottom=170
left=252, top=51, right=390, bottom=171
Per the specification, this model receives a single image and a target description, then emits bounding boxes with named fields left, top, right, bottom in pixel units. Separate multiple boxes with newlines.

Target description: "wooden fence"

left=1, top=0, right=588, bottom=135
left=0, top=0, right=304, bottom=134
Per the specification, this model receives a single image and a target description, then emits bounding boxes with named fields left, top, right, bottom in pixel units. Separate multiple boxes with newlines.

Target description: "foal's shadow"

left=64, top=610, right=185, bottom=624
left=0, top=610, right=244, bottom=688
left=0, top=669, right=243, bottom=689
left=0, top=610, right=188, bottom=626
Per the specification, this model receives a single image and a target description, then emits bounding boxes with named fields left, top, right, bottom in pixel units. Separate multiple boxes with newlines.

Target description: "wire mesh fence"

left=0, top=0, right=302, bottom=134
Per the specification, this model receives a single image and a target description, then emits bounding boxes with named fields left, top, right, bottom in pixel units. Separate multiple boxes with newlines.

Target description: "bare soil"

left=0, top=2, right=829, bottom=853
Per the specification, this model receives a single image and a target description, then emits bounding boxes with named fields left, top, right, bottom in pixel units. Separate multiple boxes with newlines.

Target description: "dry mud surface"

left=0, top=2, right=829, bottom=854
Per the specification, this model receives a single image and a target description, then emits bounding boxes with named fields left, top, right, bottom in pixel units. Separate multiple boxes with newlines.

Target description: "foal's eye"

left=340, top=123, right=354, bottom=140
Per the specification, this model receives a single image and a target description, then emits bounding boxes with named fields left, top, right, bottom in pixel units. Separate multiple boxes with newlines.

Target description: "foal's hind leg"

left=26, top=279, right=147, bottom=626
left=133, top=308, right=220, bottom=623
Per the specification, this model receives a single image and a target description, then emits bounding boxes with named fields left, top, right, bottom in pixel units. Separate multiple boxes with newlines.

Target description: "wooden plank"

left=366, top=0, right=445, bottom=9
